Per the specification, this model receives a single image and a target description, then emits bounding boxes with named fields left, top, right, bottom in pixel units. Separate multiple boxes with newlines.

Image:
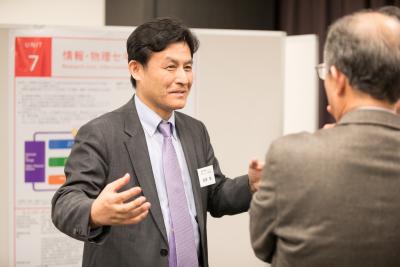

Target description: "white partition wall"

left=284, top=35, right=319, bottom=134
left=0, top=0, right=105, bottom=26
left=194, top=29, right=286, bottom=267
left=0, top=29, right=11, bottom=267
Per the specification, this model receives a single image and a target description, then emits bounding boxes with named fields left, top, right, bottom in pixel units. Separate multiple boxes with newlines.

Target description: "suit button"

left=160, top=249, right=168, bottom=256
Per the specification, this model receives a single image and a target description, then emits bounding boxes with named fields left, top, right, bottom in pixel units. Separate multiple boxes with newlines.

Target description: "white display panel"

left=195, top=29, right=286, bottom=267
left=284, top=35, right=319, bottom=134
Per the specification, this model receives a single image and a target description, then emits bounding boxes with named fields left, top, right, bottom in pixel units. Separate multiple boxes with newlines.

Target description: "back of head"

left=126, top=17, right=199, bottom=88
left=379, top=5, right=400, bottom=21
left=324, top=11, right=400, bottom=103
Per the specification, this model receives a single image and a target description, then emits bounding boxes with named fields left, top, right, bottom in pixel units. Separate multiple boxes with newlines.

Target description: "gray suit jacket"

left=52, top=96, right=252, bottom=267
left=250, top=109, right=400, bottom=267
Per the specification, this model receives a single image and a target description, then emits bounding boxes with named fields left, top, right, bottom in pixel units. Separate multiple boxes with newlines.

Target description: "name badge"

left=197, top=165, right=216, bottom=187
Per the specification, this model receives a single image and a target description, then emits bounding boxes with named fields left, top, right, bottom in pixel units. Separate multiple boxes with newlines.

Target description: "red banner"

left=15, top=37, right=52, bottom=77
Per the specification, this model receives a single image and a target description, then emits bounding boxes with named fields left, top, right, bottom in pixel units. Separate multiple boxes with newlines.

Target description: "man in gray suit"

left=52, top=18, right=263, bottom=267
left=250, top=11, right=400, bottom=267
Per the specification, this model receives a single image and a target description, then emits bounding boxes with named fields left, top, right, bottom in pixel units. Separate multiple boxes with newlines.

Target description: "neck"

left=135, top=93, right=172, bottom=121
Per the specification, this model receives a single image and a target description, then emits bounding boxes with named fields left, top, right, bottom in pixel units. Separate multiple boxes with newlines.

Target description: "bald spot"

left=351, top=12, right=400, bottom=48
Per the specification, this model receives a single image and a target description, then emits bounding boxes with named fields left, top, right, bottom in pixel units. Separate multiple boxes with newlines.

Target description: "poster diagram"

left=25, top=131, right=74, bottom=192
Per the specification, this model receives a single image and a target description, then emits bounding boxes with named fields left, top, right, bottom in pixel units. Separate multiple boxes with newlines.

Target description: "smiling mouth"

left=169, top=90, right=187, bottom=95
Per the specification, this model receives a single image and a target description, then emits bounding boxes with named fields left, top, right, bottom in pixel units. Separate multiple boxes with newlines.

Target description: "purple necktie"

left=158, top=121, right=198, bottom=267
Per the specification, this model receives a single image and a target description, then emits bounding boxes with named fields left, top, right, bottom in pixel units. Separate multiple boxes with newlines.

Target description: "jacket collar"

left=338, top=109, right=400, bottom=130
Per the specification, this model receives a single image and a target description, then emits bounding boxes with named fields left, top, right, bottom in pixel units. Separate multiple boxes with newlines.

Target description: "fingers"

left=116, top=186, right=142, bottom=203
left=107, top=173, right=130, bottom=192
left=121, top=195, right=148, bottom=211
left=326, top=105, right=333, bottom=116
left=249, top=159, right=258, bottom=169
left=122, top=209, right=150, bottom=225
left=113, top=199, right=151, bottom=224
left=90, top=173, right=152, bottom=227
left=249, top=159, right=264, bottom=170
left=257, top=161, right=265, bottom=170
left=323, top=123, right=336, bottom=129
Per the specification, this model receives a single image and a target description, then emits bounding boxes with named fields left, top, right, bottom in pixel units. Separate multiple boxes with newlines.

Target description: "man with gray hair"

left=249, top=10, right=400, bottom=267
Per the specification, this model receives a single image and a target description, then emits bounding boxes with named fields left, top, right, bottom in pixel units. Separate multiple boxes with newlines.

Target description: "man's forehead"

left=150, top=42, right=193, bottom=62
left=164, top=56, right=193, bottom=63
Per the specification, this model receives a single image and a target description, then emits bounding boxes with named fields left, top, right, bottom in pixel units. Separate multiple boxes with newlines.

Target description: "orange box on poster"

left=15, top=37, right=52, bottom=77
left=48, top=175, right=66, bottom=185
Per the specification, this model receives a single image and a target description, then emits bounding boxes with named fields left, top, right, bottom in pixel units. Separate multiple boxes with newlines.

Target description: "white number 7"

left=28, top=54, right=39, bottom=72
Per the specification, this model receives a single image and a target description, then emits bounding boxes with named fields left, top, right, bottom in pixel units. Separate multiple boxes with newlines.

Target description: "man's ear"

left=128, top=60, right=143, bottom=83
left=330, top=65, right=346, bottom=96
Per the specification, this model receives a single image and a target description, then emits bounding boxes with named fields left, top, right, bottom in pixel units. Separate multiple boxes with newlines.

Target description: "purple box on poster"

left=25, top=141, right=45, bottom=183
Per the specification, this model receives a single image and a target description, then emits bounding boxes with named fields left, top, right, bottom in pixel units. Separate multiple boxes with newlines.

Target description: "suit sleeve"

left=249, top=141, right=279, bottom=263
left=51, top=121, right=110, bottom=243
left=200, top=122, right=252, bottom=217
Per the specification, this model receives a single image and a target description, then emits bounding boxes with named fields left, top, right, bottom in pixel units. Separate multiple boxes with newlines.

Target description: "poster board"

left=8, top=26, right=133, bottom=267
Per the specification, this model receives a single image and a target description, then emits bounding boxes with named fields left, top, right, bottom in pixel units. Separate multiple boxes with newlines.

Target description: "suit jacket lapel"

left=122, top=97, right=168, bottom=244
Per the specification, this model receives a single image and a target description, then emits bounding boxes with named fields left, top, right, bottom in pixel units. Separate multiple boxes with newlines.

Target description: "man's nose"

left=175, top=67, right=189, bottom=84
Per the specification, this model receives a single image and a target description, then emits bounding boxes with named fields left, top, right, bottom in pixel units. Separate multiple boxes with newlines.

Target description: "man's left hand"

left=248, top=159, right=264, bottom=193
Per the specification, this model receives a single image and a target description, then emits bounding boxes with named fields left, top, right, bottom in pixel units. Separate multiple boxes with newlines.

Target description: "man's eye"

left=184, top=65, right=193, bottom=71
left=166, top=65, right=176, bottom=70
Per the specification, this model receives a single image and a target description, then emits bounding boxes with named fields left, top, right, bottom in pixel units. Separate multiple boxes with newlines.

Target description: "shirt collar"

left=135, top=95, right=177, bottom=139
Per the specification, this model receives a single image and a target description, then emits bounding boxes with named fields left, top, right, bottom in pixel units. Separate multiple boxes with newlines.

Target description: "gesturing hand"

left=90, top=173, right=151, bottom=227
left=248, top=159, right=265, bottom=193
